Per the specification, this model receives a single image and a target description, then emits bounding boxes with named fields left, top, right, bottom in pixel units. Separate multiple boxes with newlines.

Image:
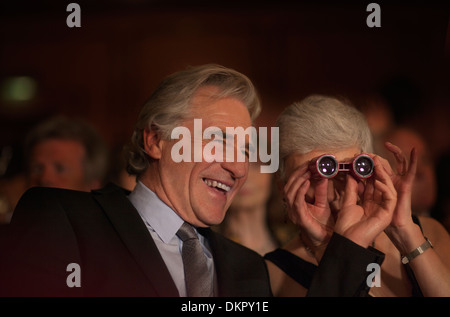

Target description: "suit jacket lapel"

left=199, top=227, right=236, bottom=296
left=200, top=227, right=271, bottom=297
left=93, top=183, right=179, bottom=297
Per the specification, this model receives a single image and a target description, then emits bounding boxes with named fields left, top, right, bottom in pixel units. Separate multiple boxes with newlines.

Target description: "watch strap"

left=401, top=237, right=433, bottom=264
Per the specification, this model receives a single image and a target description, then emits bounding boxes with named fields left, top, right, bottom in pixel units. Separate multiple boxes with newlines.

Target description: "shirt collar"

left=128, top=181, right=184, bottom=244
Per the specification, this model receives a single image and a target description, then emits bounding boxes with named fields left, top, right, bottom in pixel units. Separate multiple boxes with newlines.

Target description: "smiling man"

left=1, top=64, right=272, bottom=297
left=123, top=69, right=267, bottom=296
left=140, top=86, right=253, bottom=228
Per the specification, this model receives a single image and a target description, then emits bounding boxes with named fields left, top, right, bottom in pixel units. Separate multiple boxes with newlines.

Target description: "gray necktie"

left=176, top=222, right=213, bottom=297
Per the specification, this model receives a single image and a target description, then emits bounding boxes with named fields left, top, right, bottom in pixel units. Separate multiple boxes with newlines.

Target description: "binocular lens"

left=353, top=156, right=374, bottom=177
left=317, top=156, right=337, bottom=177
left=313, top=154, right=374, bottom=179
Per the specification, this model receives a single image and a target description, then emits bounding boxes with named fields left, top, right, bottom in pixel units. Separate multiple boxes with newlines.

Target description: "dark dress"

left=264, top=216, right=424, bottom=297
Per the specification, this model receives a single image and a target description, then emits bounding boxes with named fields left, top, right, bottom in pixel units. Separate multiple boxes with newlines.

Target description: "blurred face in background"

left=231, top=162, right=273, bottom=210
left=28, top=138, right=95, bottom=191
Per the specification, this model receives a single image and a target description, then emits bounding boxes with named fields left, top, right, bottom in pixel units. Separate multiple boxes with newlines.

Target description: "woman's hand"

left=334, top=155, right=397, bottom=248
left=381, top=142, right=425, bottom=254
left=383, top=142, right=418, bottom=228
left=382, top=143, right=450, bottom=297
left=283, top=164, right=334, bottom=251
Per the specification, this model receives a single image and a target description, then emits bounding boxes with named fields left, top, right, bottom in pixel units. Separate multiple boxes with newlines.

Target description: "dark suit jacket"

left=0, top=183, right=384, bottom=297
left=0, top=183, right=271, bottom=296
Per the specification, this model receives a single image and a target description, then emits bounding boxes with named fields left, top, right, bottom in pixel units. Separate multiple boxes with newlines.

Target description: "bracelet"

left=401, top=237, right=433, bottom=264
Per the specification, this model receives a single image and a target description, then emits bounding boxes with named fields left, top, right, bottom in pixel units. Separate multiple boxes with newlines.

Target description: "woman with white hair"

left=265, top=95, right=450, bottom=297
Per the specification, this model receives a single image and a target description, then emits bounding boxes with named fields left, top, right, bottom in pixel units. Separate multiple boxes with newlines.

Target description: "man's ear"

left=143, top=127, right=163, bottom=160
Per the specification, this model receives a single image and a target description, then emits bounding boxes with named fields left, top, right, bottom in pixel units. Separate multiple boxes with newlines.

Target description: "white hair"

left=275, top=94, right=373, bottom=180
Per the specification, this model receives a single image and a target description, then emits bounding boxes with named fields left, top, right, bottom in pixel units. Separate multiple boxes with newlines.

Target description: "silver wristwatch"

left=401, top=237, right=433, bottom=264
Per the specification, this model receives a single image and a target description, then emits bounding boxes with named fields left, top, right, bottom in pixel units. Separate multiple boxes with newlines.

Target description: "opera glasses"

left=309, top=154, right=374, bottom=179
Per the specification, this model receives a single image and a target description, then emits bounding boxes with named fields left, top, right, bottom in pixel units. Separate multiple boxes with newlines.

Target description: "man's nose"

left=220, top=160, right=248, bottom=180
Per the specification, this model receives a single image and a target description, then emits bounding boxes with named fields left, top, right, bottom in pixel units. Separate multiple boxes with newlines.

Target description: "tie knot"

left=176, top=222, right=198, bottom=242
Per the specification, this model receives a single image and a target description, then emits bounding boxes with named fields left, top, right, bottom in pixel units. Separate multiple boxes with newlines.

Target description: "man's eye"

left=203, top=136, right=224, bottom=144
left=243, top=143, right=256, bottom=158
left=239, top=147, right=251, bottom=159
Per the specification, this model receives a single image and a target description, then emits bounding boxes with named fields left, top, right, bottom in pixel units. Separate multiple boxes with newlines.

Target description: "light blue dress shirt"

left=127, top=181, right=215, bottom=297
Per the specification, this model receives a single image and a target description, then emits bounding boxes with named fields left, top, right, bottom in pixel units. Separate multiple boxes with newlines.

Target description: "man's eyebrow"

left=202, top=127, right=225, bottom=137
left=222, top=131, right=234, bottom=141
left=223, top=132, right=255, bottom=153
left=202, top=129, right=245, bottom=143
left=204, top=128, right=255, bottom=151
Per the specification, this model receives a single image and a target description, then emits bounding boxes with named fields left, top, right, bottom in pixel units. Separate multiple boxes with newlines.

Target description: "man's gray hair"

left=126, top=64, right=261, bottom=178
left=275, top=94, right=373, bottom=180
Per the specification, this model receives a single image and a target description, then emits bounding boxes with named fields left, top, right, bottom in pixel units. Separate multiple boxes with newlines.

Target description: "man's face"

left=145, top=86, right=253, bottom=227
left=28, top=139, right=93, bottom=191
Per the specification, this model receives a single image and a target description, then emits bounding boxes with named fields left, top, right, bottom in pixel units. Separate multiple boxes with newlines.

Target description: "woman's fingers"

left=284, top=168, right=310, bottom=207
left=364, top=155, right=397, bottom=214
left=363, top=176, right=375, bottom=202
left=284, top=164, right=308, bottom=194
left=292, top=179, right=310, bottom=216
left=373, top=155, right=396, bottom=194
left=314, top=178, right=329, bottom=209
left=384, top=142, right=417, bottom=185
left=283, top=165, right=311, bottom=225
left=385, top=141, right=408, bottom=176
left=342, top=174, right=358, bottom=208
left=373, top=179, right=396, bottom=203
left=405, top=147, right=417, bottom=183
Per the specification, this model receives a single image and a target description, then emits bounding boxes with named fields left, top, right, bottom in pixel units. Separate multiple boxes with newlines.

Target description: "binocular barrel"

left=310, top=154, right=374, bottom=179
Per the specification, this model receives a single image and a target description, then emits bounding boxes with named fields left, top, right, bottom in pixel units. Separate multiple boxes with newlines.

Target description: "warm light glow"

left=0, top=76, right=37, bottom=103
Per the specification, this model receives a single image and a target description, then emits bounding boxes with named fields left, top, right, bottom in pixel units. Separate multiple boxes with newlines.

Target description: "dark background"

left=0, top=0, right=449, bottom=176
